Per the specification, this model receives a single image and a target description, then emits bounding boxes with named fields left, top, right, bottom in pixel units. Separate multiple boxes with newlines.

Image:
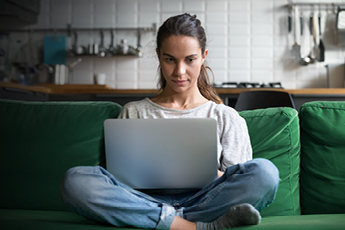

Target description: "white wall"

left=2, top=0, right=345, bottom=89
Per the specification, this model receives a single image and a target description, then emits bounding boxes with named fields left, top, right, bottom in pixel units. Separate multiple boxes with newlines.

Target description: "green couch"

left=1, top=99, right=344, bottom=229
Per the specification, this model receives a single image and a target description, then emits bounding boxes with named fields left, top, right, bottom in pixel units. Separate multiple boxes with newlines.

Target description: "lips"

left=173, top=80, right=188, bottom=85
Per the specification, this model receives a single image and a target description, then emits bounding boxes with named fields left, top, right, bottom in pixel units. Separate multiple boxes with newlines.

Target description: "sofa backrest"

left=300, top=101, right=345, bottom=214
left=240, top=107, right=301, bottom=217
left=0, top=100, right=122, bottom=211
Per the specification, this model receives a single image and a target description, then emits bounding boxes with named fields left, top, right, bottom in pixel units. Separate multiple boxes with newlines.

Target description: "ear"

left=156, top=48, right=160, bottom=58
left=202, top=49, right=208, bottom=64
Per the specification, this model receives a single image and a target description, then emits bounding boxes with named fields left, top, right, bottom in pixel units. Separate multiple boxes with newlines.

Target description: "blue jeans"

left=60, top=158, right=279, bottom=229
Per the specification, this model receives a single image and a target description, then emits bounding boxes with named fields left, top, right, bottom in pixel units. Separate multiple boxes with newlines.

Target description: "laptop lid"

left=104, top=118, right=218, bottom=190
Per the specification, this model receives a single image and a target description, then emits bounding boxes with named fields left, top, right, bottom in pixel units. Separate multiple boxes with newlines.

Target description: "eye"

left=166, top=58, right=174, bottom=62
left=187, top=58, right=195, bottom=63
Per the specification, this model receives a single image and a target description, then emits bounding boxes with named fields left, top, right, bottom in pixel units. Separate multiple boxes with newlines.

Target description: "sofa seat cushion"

left=0, top=100, right=122, bottom=212
left=236, top=214, right=345, bottom=230
left=0, top=209, right=134, bottom=230
left=240, top=108, right=300, bottom=217
left=2, top=209, right=345, bottom=230
left=300, top=101, right=345, bottom=214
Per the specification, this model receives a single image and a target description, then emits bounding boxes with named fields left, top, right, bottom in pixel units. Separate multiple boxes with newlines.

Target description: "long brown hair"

left=156, top=13, right=223, bottom=104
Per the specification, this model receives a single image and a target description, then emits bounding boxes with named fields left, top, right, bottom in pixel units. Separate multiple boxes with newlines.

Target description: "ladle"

left=300, top=11, right=316, bottom=65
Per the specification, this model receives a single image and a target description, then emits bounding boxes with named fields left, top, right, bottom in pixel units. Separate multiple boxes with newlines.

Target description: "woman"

left=60, top=13, right=279, bottom=230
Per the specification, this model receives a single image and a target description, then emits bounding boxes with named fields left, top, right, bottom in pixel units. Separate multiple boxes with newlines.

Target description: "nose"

left=174, top=61, right=186, bottom=76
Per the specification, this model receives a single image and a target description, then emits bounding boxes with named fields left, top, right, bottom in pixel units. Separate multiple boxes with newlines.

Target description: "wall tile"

left=105, top=72, right=116, bottom=88
left=251, top=13, right=272, bottom=24
left=139, top=57, right=159, bottom=70
left=251, top=70, right=273, bottom=82
left=116, top=58, right=138, bottom=70
left=139, top=12, right=160, bottom=27
left=229, top=13, right=250, bottom=24
left=206, top=0, right=228, bottom=12
left=161, top=0, right=182, bottom=12
left=117, top=0, right=137, bottom=12
left=208, top=36, right=227, bottom=47
left=251, top=36, right=273, bottom=47
left=251, top=48, right=273, bottom=58
left=138, top=70, right=158, bottom=82
left=116, top=0, right=138, bottom=27
left=184, top=0, right=205, bottom=12
left=72, top=57, right=93, bottom=72
left=207, top=58, right=227, bottom=69
left=72, top=0, right=93, bottom=28
left=229, top=0, right=250, bottom=12
left=50, top=0, right=71, bottom=27
left=229, top=48, right=250, bottom=58
left=229, top=36, right=250, bottom=47
left=116, top=12, right=137, bottom=27
left=70, top=71, right=93, bottom=84
left=94, top=58, right=115, bottom=73
left=94, top=0, right=116, bottom=28
left=274, top=70, right=296, bottom=82
left=206, top=25, right=228, bottom=35
left=228, top=70, right=250, bottom=82
left=229, top=59, right=250, bottom=69
left=139, top=0, right=160, bottom=12
left=212, top=70, right=228, bottom=83
left=161, top=13, right=181, bottom=23
left=229, top=25, right=250, bottom=35
left=206, top=13, right=227, bottom=24
left=208, top=48, right=227, bottom=58
left=251, top=24, right=273, bottom=35
left=116, top=70, right=137, bottom=82
left=251, top=0, right=273, bottom=12
left=251, top=59, right=273, bottom=69
left=31, top=0, right=50, bottom=28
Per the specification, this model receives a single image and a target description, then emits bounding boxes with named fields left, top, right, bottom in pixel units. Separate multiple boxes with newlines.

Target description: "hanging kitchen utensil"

left=291, top=6, right=301, bottom=60
left=298, top=12, right=308, bottom=66
left=312, top=13, right=320, bottom=62
left=306, top=11, right=316, bottom=64
left=107, top=30, right=116, bottom=56
left=98, top=30, right=106, bottom=57
left=136, top=29, right=143, bottom=57
left=72, top=31, right=87, bottom=56
left=318, top=8, right=325, bottom=62
left=300, top=11, right=304, bottom=36
left=336, top=6, right=345, bottom=45
left=288, top=5, right=292, bottom=33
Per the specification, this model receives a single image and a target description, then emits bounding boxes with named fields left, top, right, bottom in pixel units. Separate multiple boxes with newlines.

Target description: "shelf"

left=0, top=23, right=157, bottom=35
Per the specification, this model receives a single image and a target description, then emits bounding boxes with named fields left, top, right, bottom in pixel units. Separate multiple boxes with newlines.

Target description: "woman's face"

left=157, top=35, right=208, bottom=94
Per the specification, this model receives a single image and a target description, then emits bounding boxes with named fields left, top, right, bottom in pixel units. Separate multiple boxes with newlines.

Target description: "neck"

left=152, top=87, right=208, bottom=110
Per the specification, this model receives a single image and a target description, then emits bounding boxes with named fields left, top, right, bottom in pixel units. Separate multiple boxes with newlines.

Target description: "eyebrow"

left=162, top=53, right=198, bottom=59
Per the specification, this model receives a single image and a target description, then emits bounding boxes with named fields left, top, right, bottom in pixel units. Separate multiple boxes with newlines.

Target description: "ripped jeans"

left=60, top=158, right=279, bottom=229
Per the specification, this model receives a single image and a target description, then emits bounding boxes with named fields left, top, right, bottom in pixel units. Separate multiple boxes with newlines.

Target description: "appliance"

left=214, top=82, right=283, bottom=89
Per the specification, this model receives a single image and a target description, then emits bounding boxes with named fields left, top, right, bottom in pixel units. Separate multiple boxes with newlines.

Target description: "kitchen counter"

left=2, top=82, right=345, bottom=95
left=1, top=82, right=345, bottom=110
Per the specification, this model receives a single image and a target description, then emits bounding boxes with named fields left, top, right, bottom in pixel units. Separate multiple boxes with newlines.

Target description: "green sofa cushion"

left=2, top=209, right=345, bottom=230
left=0, top=100, right=122, bottom=211
left=240, top=107, right=301, bottom=217
left=300, top=101, right=345, bottom=214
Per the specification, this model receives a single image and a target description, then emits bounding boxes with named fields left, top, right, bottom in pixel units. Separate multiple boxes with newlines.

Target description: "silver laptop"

left=104, top=118, right=218, bottom=190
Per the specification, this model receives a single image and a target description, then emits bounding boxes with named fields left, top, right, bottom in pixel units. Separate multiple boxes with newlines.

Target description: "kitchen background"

left=0, top=0, right=345, bottom=89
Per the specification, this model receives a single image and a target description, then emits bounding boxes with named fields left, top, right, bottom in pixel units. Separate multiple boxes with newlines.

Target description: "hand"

left=218, top=170, right=224, bottom=178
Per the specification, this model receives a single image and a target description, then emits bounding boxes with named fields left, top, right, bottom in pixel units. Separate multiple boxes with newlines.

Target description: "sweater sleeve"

left=218, top=108, right=252, bottom=171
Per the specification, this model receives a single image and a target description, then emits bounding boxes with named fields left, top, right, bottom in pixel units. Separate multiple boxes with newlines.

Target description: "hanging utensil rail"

left=286, top=1, right=345, bottom=11
left=0, top=23, right=157, bottom=36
